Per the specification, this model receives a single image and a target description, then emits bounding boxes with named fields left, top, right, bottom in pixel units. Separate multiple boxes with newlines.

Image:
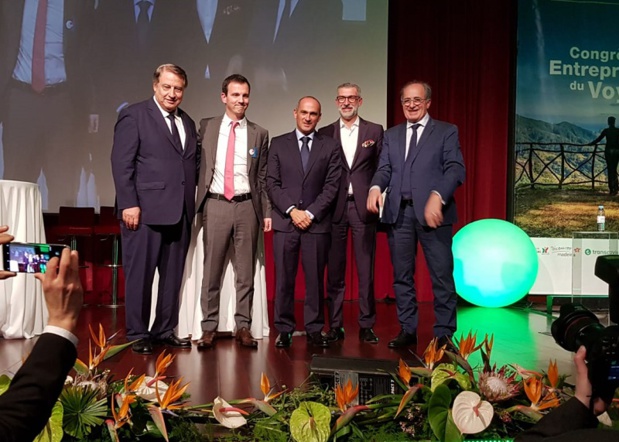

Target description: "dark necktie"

left=402, top=124, right=420, bottom=200
left=137, top=0, right=150, bottom=46
left=32, top=0, right=48, bottom=93
left=167, top=113, right=182, bottom=148
left=300, top=136, right=310, bottom=173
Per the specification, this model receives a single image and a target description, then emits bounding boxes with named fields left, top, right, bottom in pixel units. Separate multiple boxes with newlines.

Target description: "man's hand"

left=573, top=346, right=607, bottom=415
left=122, top=207, right=141, bottom=230
left=263, top=218, right=272, bottom=232
left=0, top=226, right=16, bottom=280
left=424, top=192, right=444, bottom=228
left=35, top=248, right=83, bottom=334
left=290, top=208, right=311, bottom=230
left=367, top=188, right=383, bottom=214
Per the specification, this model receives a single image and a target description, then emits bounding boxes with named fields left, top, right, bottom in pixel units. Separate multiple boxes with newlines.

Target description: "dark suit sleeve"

left=257, top=128, right=271, bottom=219
left=111, top=108, right=141, bottom=211
left=267, top=138, right=297, bottom=215
left=370, top=128, right=393, bottom=191
left=305, top=139, right=342, bottom=222
left=515, top=397, right=606, bottom=441
left=0, top=334, right=77, bottom=442
left=434, top=124, right=465, bottom=203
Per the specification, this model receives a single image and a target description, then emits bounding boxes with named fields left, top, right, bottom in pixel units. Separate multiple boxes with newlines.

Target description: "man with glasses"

left=367, top=81, right=465, bottom=349
left=318, top=83, right=384, bottom=343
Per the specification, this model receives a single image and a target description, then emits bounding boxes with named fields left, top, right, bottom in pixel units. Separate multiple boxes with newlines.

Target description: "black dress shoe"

left=388, top=330, right=417, bottom=348
left=359, top=328, right=379, bottom=343
left=323, top=327, right=345, bottom=342
left=158, top=334, right=191, bottom=349
left=436, top=335, right=457, bottom=353
left=306, top=332, right=330, bottom=348
left=275, top=332, right=292, bottom=348
left=131, top=339, right=153, bottom=355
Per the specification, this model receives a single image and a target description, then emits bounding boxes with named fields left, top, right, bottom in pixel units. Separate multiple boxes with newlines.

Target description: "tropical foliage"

left=4, top=326, right=619, bottom=441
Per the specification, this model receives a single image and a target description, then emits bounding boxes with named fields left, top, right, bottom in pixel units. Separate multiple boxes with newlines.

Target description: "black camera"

left=551, top=303, right=619, bottom=402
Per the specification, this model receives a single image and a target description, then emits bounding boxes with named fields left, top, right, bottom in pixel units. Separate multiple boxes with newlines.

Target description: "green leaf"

left=0, top=374, right=12, bottom=396
left=59, top=385, right=107, bottom=439
left=445, top=410, right=464, bottom=442
left=104, top=341, right=135, bottom=360
left=428, top=384, right=452, bottom=441
left=34, top=401, right=64, bottom=442
left=148, top=405, right=169, bottom=441
left=290, top=401, right=331, bottom=442
left=431, top=363, right=472, bottom=391
left=73, top=358, right=89, bottom=375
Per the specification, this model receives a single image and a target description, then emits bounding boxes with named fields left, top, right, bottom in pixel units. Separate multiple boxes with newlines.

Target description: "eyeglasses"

left=336, top=95, right=361, bottom=104
left=401, top=97, right=428, bottom=106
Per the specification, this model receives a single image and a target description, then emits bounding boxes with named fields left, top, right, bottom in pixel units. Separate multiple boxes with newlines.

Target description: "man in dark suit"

left=0, top=0, right=95, bottom=211
left=0, top=226, right=83, bottom=442
left=367, top=81, right=465, bottom=349
left=267, top=96, right=341, bottom=348
left=318, top=82, right=383, bottom=344
left=111, top=64, right=199, bottom=354
left=195, top=74, right=270, bottom=350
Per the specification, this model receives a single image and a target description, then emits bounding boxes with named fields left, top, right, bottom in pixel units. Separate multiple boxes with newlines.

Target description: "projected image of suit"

left=0, top=0, right=387, bottom=212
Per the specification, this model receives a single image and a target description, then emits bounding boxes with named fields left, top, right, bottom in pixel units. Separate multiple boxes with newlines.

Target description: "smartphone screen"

left=2, top=242, right=68, bottom=274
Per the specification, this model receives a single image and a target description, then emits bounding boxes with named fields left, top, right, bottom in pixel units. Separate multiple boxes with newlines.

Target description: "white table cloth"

left=151, top=215, right=270, bottom=339
left=0, top=180, right=47, bottom=338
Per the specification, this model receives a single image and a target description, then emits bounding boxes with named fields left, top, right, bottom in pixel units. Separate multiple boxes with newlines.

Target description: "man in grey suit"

left=195, top=74, right=270, bottom=349
left=111, top=64, right=199, bottom=354
left=267, top=96, right=341, bottom=348
left=367, top=80, right=465, bottom=349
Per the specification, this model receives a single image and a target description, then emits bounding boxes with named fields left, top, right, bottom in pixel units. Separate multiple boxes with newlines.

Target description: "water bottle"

left=598, top=205, right=606, bottom=231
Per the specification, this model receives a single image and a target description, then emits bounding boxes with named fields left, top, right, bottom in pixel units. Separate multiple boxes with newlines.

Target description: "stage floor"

left=0, top=300, right=592, bottom=405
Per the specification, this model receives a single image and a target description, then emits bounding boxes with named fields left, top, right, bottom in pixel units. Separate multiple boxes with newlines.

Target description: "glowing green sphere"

left=452, top=219, right=538, bottom=308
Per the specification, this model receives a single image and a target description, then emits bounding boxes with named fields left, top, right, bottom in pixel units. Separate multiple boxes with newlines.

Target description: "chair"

left=94, top=206, right=123, bottom=307
left=48, top=206, right=96, bottom=251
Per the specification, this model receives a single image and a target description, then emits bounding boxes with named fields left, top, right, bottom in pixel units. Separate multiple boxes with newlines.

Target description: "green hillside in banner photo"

left=514, top=114, right=617, bottom=237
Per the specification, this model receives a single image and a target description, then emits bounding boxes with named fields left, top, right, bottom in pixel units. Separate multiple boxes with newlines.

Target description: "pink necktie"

left=224, top=121, right=239, bottom=200
left=32, top=0, right=48, bottom=93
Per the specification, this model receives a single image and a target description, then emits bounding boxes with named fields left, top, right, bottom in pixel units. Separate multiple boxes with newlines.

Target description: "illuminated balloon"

left=453, top=219, right=538, bottom=308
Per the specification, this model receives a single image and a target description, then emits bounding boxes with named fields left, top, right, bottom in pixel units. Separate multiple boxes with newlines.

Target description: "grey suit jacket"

left=371, top=117, right=465, bottom=226
left=196, top=115, right=270, bottom=228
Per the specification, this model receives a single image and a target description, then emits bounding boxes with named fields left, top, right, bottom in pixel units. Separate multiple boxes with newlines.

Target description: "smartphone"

left=2, top=242, right=68, bottom=274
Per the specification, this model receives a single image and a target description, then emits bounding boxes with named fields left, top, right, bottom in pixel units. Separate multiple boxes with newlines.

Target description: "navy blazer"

left=111, top=98, right=199, bottom=225
left=371, top=117, right=465, bottom=226
left=318, top=118, right=384, bottom=223
left=266, top=130, right=341, bottom=234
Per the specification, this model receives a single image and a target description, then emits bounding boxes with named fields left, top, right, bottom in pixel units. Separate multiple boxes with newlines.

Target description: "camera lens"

left=551, top=303, right=605, bottom=352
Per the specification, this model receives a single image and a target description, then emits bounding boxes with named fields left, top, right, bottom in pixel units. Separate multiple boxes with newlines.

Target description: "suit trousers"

left=200, top=198, right=259, bottom=332
left=326, top=200, right=377, bottom=328
left=387, top=203, right=457, bottom=337
left=122, top=211, right=191, bottom=340
left=273, top=229, right=330, bottom=334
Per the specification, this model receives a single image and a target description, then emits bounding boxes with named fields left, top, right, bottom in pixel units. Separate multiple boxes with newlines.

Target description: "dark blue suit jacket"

left=371, top=117, right=465, bottom=226
left=267, top=130, right=341, bottom=234
left=111, top=98, right=199, bottom=224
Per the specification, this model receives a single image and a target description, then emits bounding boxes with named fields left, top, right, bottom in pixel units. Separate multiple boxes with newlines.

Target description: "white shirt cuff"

left=431, top=190, right=446, bottom=205
left=43, top=325, right=78, bottom=348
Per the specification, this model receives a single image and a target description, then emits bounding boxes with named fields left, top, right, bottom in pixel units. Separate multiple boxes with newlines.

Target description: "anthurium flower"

left=452, top=391, right=494, bottom=434
left=136, top=376, right=170, bottom=401
left=213, top=396, right=248, bottom=429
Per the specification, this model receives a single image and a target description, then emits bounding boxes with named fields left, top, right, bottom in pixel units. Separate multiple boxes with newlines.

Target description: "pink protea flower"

left=478, top=365, right=520, bottom=403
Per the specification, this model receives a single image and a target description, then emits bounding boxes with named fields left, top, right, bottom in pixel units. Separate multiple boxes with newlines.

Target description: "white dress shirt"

left=210, top=115, right=250, bottom=195
left=339, top=117, right=360, bottom=194
left=152, top=97, right=187, bottom=148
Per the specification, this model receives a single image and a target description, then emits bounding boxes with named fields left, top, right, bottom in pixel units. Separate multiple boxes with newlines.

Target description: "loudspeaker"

left=309, top=355, right=401, bottom=405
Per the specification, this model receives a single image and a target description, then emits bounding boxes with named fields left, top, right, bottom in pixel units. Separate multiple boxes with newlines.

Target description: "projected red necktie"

left=224, top=121, right=239, bottom=200
left=32, top=0, right=48, bottom=93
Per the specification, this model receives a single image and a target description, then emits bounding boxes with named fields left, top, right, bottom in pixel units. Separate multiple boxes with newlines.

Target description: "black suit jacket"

left=318, top=118, right=384, bottom=223
left=111, top=98, right=199, bottom=225
left=0, top=333, right=76, bottom=442
left=515, top=397, right=618, bottom=441
left=266, top=130, right=341, bottom=234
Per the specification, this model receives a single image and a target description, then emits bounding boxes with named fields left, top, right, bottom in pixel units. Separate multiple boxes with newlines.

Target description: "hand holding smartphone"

left=2, top=242, right=69, bottom=274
